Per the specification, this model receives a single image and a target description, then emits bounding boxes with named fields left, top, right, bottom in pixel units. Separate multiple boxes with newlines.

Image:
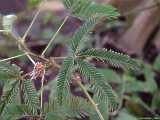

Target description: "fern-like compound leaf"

left=70, top=16, right=101, bottom=53
left=0, top=80, right=19, bottom=115
left=62, top=0, right=119, bottom=20
left=45, top=80, right=93, bottom=119
left=78, top=48, right=141, bottom=70
left=57, top=57, right=74, bottom=105
left=45, top=95, right=92, bottom=120
left=62, top=95, right=92, bottom=118
left=0, top=104, right=25, bottom=120
left=24, top=80, right=39, bottom=115
left=75, top=59, right=118, bottom=111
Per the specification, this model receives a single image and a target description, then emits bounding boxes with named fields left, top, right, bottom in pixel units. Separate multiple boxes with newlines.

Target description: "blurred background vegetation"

left=0, top=0, right=160, bottom=119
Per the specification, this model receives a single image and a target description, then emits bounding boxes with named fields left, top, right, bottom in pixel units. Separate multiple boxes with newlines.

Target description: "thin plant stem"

left=40, top=70, right=45, bottom=118
left=22, top=0, right=46, bottom=43
left=50, top=56, right=67, bottom=60
left=41, top=16, right=69, bottom=56
left=77, top=80, right=105, bottom=120
left=28, top=52, right=49, bottom=62
left=20, top=46, right=35, bottom=65
left=0, top=53, right=28, bottom=62
left=26, top=54, right=36, bottom=65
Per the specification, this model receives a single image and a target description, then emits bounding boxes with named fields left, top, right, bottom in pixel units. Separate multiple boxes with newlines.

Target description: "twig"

left=29, top=52, right=49, bottom=62
left=22, top=0, right=46, bottom=43
left=41, top=16, right=69, bottom=56
left=77, top=80, right=105, bottom=120
left=40, top=70, right=46, bottom=118
left=26, top=54, right=36, bottom=65
left=50, top=56, right=67, bottom=60
left=0, top=53, right=28, bottom=62
left=20, top=45, right=36, bottom=65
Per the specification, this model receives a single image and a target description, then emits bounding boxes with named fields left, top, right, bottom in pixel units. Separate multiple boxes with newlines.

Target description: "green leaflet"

left=78, top=48, right=141, bottom=70
left=75, top=59, right=118, bottom=111
left=57, top=57, right=74, bottom=105
left=0, top=80, right=19, bottom=115
left=62, top=0, right=74, bottom=10
left=23, top=80, right=39, bottom=115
